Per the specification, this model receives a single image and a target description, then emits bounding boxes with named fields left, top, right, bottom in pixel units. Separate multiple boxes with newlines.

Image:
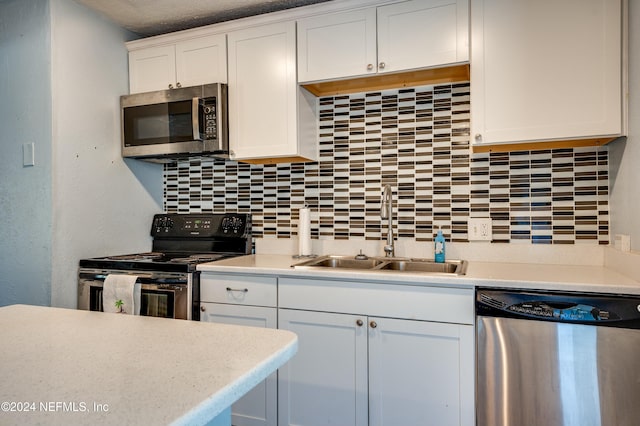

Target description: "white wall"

left=0, top=0, right=53, bottom=306
left=50, top=0, right=163, bottom=308
left=0, top=0, right=163, bottom=308
left=609, top=1, right=640, bottom=250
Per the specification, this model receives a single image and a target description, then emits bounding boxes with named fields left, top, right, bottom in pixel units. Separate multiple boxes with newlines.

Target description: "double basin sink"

left=293, top=255, right=467, bottom=276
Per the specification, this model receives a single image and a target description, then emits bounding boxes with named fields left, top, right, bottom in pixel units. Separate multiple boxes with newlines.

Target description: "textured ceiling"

left=74, top=0, right=332, bottom=37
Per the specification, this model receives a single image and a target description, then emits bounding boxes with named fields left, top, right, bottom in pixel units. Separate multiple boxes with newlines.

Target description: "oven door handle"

left=80, top=271, right=187, bottom=282
left=153, top=284, right=185, bottom=291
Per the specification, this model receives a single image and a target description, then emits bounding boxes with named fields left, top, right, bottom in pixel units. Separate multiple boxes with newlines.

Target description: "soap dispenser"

left=434, top=228, right=446, bottom=263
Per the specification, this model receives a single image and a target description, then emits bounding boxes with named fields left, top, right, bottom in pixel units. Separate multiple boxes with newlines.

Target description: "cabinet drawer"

left=201, top=273, right=277, bottom=307
left=279, top=277, right=473, bottom=325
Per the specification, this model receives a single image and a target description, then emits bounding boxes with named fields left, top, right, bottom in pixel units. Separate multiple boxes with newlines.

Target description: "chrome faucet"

left=381, top=185, right=395, bottom=257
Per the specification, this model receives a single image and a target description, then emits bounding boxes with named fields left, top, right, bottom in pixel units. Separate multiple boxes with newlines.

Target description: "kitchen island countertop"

left=198, top=254, right=640, bottom=295
left=0, top=304, right=297, bottom=426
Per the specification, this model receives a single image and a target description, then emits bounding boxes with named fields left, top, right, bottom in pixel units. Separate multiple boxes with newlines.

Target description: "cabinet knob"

left=367, top=63, right=374, bottom=71
left=378, top=62, right=386, bottom=70
left=168, top=83, right=173, bottom=89
left=475, top=134, right=482, bottom=142
left=369, top=321, right=377, bottom=329
left=356, top=319, right=364, bottom=327
left=200, top=305, right=206, bottom=312
left=176, top=82, right=182, bottom=88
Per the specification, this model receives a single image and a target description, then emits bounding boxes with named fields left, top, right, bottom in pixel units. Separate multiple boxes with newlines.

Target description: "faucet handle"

left=381, top=185, right=391, bottom=219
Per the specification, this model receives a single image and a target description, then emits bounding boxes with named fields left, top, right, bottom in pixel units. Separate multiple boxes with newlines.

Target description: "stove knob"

left=232, top=217, right=243, bottom=234
left=221, top=217, right=231, bottom=233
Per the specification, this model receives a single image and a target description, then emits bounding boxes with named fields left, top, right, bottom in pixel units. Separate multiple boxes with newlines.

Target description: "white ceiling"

left=74, top=0, right=332, bottom=37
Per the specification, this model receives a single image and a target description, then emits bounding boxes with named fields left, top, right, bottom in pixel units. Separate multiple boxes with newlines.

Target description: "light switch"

left=23, top=143, right=35, bottom=167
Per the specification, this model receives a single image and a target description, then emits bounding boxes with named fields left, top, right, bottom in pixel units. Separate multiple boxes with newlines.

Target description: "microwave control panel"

left=200, top=98, right=218, bottom=141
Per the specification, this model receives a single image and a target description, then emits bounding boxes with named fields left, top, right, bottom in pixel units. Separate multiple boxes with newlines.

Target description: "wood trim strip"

left=237, top=156, right=316, bottom=164
left=301, top=64, right=470, bottom=97
left=471, top=137, right=618, bottom=154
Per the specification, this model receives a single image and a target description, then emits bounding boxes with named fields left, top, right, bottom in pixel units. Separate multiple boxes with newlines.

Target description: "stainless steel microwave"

left=120, top=83, right=228, bottom=162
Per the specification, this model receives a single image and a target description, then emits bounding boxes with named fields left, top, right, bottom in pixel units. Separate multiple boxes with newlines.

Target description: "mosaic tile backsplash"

left=164, top=82, right=609, bottom=245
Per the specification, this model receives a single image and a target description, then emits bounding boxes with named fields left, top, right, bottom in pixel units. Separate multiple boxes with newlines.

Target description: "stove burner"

left=106, top=252, right=164, bottom=261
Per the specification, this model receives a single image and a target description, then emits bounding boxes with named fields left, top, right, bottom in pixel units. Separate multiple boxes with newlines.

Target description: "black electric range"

left=78, top=213, right=252, bottom=320
left=79, top=213, right=252, bottom=272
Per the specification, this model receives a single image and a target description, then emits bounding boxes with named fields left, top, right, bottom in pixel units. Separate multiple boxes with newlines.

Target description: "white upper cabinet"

left=297, top=8, right=377, bottom=82
left=128, top=33, right=227, bottom=94
left=175, top=35, right=227, bottom=87
left=297, top=0, right=469, bottom=83
left=471, top=0, right=624, bottom=146
left=227, top=21, right=317, bottom=163
left=377, top=0, right=469, bottom=73
left=128, top=45, right=176, bottom=94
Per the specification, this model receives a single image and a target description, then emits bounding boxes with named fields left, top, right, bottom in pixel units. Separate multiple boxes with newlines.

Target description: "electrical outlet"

left=468, top=218, right=492, bottom=241
left=614, top=234, right=631, bottom=252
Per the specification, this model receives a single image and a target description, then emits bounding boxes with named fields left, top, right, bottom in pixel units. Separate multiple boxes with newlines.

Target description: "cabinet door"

left=227, top=22, right=298, bottom=160
left=297, top=8, right=377, bottom=82
left=471, top=0, right=622, bottom=145
left=278, top=309, right=368, bottom=426
left=368, top=317, right=475, bottom=426
left=377, top=0, right=469, bottom=73
left=128, top=45, right=176, bottom=93
left=201, top=303, right=277, bottom=426
left=176, top=34, right=228, bottom=86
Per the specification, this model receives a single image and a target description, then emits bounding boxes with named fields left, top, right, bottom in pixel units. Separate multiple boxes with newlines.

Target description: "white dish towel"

left=102, top=274, right=141, bottom=315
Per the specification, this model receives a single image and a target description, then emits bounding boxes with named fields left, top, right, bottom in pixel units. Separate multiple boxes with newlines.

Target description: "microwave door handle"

left=192, top=97, right=202, bottom=141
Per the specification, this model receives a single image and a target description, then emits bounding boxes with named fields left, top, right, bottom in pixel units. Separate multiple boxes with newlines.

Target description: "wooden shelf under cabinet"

left=301, top=64, right=470, bottom=97
left=471, top=137, right=619, bottom=154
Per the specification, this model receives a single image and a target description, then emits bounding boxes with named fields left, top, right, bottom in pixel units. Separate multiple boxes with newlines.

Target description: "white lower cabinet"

left=200, top=274, right=278, bottom=426
left=368, top=317, right=474, bottom=426
left=201, top=273, right=474, bottom=426
left=277, top=309, right=369, bottom=426
left=277, top=277, right=475, bottom=426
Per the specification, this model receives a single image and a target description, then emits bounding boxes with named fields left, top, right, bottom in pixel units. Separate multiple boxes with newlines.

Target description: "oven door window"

left=140, top=289, right=174, bottom=318
left=123, top=100, right=194, bottom=146
left=90, top=287, right=175, bottom=319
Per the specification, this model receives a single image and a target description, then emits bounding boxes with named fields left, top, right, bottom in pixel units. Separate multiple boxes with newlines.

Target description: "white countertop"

left=0, top=304, right=297, bottom=426
left=198, top=254, right=640, bottom=295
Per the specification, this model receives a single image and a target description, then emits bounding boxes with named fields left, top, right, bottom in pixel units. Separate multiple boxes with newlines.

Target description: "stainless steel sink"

left=295, top=256, right=386, bottom=269
left=375, top=259, right=466, bottom=274
left=293, top=255, right=467, bottom=276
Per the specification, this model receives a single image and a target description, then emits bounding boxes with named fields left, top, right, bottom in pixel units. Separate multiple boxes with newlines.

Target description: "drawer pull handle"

left=226, top=287, right=248, bottom=293
left=370, top=321, right=378, bottom=329
left=356, top=319, right=364, bottom=327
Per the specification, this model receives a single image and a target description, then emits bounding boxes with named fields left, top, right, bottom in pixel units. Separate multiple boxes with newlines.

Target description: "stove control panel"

left=221, top=216, right=245, bottom=235
left=151, top=213, right=251, bottom=238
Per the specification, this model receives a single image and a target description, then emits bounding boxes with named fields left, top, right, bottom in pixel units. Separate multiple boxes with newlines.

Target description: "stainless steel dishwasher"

left=476, top=288, right=640, bottom=426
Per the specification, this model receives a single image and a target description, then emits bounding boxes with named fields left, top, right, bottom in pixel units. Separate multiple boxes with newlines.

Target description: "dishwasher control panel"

left=477, top=289, right=640, bottom=328
left=508, top=301, right=611, bottom=321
